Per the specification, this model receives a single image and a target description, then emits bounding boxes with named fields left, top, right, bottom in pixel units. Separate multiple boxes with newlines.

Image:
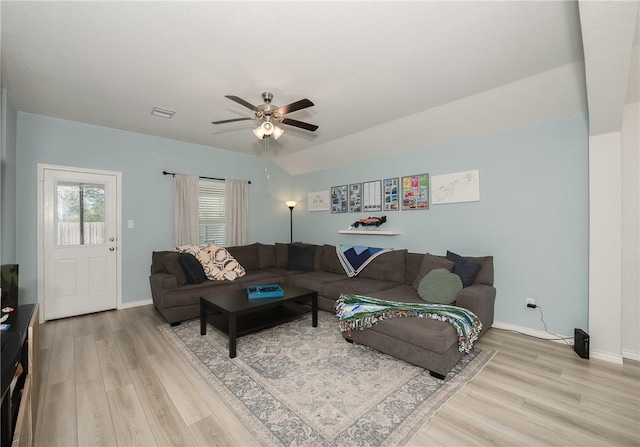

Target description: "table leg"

left=200, top=299, right=207, bottom=335
left=312, top=294, right=318, bottom=327
left=229, top=315, right=237, bottom=358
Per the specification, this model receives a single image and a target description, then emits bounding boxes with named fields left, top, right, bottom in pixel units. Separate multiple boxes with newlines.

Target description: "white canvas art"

left=308, top=190, right=330, bottom=211
left=431, top=170, right=480, bottom=205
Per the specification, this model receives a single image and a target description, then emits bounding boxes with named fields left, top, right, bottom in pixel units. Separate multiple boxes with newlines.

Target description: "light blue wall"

left=292, top=114, right=589, bottom=336
left=1, top=90, right=18, bottom=263
left=14, top=111, right=590, bottom=335
left=16, top=112, right=293, bottom=305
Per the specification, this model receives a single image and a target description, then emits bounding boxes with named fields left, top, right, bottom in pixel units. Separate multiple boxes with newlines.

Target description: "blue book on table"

left=247, top=284, right=284, bottom=299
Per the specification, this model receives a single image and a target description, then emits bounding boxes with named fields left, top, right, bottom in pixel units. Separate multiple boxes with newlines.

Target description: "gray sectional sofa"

left=149, top=242, right=495, bottom=378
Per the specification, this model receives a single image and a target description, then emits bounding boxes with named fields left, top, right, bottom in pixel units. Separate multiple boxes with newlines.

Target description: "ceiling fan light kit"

left=253, top=120, right=284, bottom=140
left=252, top=126, right=264, bottom=139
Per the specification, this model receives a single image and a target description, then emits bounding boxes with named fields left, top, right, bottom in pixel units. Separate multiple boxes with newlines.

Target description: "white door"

left=42, top=167, right=119, bottom=320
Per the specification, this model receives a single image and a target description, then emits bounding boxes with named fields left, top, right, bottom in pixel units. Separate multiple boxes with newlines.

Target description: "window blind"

left=198, top=180, right=225, bottom=245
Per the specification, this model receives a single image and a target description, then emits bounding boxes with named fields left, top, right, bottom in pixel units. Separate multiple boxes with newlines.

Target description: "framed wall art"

left=431, top=170, right=480, bottom=205
left=362, top=180, right=382, bottom=212
left=401, top=173, right=429, bottom=210
left=383, top=177, right=399, bottom=211
left=308, top=190, right=331, bottom=211
left=331, top=185, right=348, bottom=213
left=349, top=183, right=362, bottom=213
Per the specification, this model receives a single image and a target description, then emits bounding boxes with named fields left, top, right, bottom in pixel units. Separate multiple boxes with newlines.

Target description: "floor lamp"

left=285, top=201, right=297, bottom=243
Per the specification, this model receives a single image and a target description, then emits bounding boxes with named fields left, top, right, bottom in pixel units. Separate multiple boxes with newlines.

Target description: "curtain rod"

left=162, top=170, right=251, bottom=184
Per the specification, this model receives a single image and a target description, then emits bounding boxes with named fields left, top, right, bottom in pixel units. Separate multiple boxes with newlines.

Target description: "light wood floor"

left=34, top=304, right=640, bottom=446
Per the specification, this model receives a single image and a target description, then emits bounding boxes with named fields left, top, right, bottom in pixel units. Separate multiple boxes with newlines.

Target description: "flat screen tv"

left=1, top=264, right=19, bottom=309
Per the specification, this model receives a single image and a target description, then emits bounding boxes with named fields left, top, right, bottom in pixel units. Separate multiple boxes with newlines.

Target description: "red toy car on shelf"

left=352, top=216, right=387, bottom=228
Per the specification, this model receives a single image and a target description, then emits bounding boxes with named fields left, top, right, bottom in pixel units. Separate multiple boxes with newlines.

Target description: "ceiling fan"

left=211, top=92, right=318, bottom=139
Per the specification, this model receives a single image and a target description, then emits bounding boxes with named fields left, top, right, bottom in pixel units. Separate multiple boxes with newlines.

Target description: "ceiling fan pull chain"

left=264, top=136, right=270, bottom=180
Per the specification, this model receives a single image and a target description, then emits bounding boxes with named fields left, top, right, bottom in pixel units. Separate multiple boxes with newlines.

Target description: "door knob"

left=109, top=247, right=115, bottom=251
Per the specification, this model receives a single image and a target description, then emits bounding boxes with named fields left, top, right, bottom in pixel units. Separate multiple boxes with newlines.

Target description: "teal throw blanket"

left=336, top=294, right=482, bottom=353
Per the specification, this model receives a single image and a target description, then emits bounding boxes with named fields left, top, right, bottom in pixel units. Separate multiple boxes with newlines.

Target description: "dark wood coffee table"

left=200, top=283, right=318, bottom=358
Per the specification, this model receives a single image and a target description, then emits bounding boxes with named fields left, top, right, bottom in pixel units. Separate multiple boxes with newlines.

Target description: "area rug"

left=159, top=311, right=495, bottom=447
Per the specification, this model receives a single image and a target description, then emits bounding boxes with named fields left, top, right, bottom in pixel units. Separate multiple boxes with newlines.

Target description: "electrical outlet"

left=525, top=297, right=536, bottom=307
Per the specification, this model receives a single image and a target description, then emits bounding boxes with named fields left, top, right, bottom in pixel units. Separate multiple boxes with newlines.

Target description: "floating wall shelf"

left=338, top=230, right=401, bottom=236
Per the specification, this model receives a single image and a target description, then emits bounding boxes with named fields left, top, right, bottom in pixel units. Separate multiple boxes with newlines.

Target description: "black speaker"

left=574, top=328, right=589, bottom=359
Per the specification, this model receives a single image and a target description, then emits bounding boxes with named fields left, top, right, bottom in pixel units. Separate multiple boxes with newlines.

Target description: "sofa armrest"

left=152, top=273, right=178, bottom=290
left=149, top=273, right=178, bottom=307
left=456, top=284, right=496, bottom=334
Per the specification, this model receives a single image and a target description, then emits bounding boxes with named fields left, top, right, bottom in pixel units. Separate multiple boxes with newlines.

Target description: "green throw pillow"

left=417, top=268, right=463, bottom=304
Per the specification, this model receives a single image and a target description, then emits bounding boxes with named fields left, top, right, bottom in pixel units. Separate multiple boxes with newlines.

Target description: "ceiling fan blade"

left=211, top=117, right=253, bottom=125
left=225, top=95, right=259, bottom=111
left=281, top=118, right=318, bottom=132
left=275, top=98, right=314, bottom=116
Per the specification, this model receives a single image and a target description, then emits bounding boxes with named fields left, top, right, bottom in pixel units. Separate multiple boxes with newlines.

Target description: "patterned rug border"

left=159, top=311, right=495, bottom=447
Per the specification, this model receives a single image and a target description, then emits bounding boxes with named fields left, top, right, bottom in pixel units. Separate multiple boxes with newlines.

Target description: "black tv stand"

left=1, top=304, right=39, bottom=447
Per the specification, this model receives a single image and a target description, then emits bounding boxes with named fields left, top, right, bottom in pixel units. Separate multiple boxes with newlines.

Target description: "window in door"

left=198, top=180, right=225, bottom=245
left=56, top=182, right=106, bottom=246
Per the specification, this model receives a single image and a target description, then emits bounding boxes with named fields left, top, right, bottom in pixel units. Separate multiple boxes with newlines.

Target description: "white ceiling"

left=579, top=0, right=639, bottom=135
left=0, top=1, right=634, bottom=175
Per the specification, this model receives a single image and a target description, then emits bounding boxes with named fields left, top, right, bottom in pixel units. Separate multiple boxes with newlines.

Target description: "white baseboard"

left=621, top=350, right=640, bottom=361
left=590, top=350, right=624, bottom=365
left=491, top=320, right=573, bottom=346
left=118, top=298, right=153, bottom=310
left=492, top=321, right=633, bottom=364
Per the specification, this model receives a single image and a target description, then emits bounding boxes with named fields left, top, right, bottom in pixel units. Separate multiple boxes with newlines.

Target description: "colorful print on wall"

left=383, top=177, right=399, bottom=211
left=349, top=183, right=362, bottom=213
left=331, top=185, right=348, bottom=214
left=401, top=173, right=429, bottom=210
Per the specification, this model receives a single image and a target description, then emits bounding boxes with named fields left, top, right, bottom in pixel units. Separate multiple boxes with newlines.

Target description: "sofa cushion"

left=257, top=243, right=276, bottom=269
left=368, top=284, right=424, bottom=304
left=313, top=245, right=324, bottom=271
left=287, top=243, right=316, bottom=271
left=358, top=314, right=458, bottom=354
left=233, top=270, right=286, bottom=286
left=322, top=277, right=400, bottom=301
left=468, top=256, right=494, bottom=286
left=161, top=281, right=239, bottom=308
left=322, top=245, right=345, bottom=275
left=412, top=253, right=455, bottom=290
left=357, top=249, right=407, bottom=283
left=152, top=250, right=173, bottom=274
left=179, top=253, right=207, bottom=284
left=285, top=271, right=346, bottom=294
left=447, top=251, right=482, bottom=287
left=275, top=243, right=289, bottom=268
left=404, top=252, right=424, bottom=285
left=417, top=268, right=463, bottom=304
left=162, top=252, right=188, bottom=287
left=226, top=243, right=260, bottom=271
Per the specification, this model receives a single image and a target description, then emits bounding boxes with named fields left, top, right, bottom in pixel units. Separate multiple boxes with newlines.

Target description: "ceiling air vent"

left=150, top=106, right=176, bottom=119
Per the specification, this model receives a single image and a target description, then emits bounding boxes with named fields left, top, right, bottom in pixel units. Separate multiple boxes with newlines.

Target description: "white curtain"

left=225, top=179, right=248, bottom=246
left=174, top=174, right=199, bottom=246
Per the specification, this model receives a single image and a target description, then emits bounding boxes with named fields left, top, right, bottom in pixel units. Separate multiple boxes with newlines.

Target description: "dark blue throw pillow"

left=179, top=253, right=207, bottom=284
left=446, top=250, right=481, bottom=287
left=287, top=243, right=316, bottom=271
